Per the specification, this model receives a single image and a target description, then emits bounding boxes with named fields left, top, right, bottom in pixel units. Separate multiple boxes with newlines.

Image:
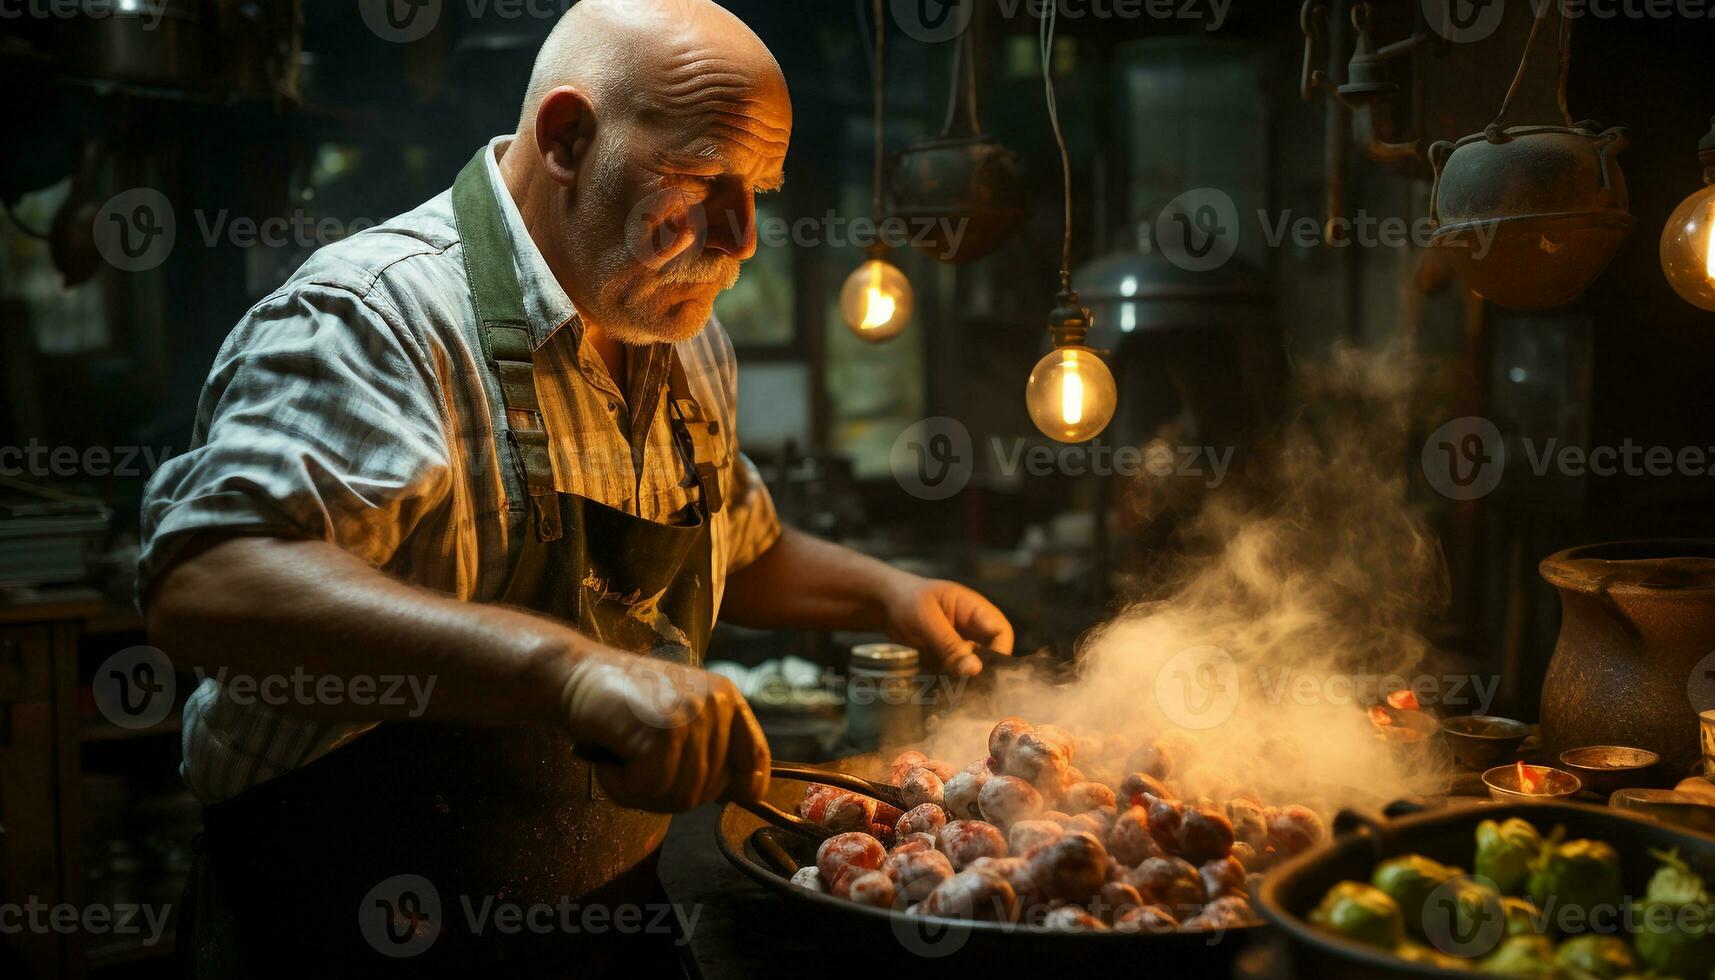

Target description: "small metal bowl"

left=1483, top=763, right=1583, bottom=802
left=1440, top=715, right=1530, bottom=770
left=1559, top=745, right=1662, bottom=796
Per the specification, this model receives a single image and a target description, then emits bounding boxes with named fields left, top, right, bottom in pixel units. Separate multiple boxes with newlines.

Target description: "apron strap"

left=666, top=352, right=726, bottom=516
left=451, top=149, right=563, bottom=543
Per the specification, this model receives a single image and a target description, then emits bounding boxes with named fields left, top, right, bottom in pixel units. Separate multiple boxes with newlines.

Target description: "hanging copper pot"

left=888, top=28, right=1025, bottom=265
left=1429, top=122, right=1635, bottom=310
left=1539, top=540, right=1715, bottom=781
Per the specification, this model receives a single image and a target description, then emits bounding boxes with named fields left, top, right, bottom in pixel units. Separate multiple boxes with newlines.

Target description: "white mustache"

left=653, top=259, right=741, bottom=289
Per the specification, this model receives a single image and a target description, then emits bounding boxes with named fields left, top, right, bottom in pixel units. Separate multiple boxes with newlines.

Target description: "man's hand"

left=878, top=577, right=1015, bottom=677
left=558, top=651, right=771, bottom=813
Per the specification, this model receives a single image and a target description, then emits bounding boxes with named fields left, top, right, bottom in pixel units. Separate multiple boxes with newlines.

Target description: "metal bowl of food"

left=1558, top=745, right=1662, bottom=796
left=1481, top=763, right=1582, bottom=802
left=1438, top=715, right=1529, bottom=771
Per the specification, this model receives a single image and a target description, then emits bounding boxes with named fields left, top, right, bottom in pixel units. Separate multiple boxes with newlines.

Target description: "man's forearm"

left=146, top=536, right=593, bottom=725
left=720, top=527, right=912, bottom=632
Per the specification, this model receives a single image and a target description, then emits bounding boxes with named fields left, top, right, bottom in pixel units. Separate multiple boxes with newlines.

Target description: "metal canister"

left=844, top=643, right=922, bottom=751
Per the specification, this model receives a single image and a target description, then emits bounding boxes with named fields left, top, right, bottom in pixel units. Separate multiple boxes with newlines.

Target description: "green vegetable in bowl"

left=1453, top=880, right=1543, bottom=942
left=1528, top=838, right=1623, bottom=928
left=1395, top=941, right=1475, bottom=970
left=1311, top=881, right=1406, bottom=949
left=1553, top=934, right=1637, bottom=978
left=1481, top=935, right=1558, bottom=976
left=1633, top=849, right=1715, bottom=978
left=1373, top=855, right=1465, bottom=934
left=1478, top=818, right=1545, bottom=895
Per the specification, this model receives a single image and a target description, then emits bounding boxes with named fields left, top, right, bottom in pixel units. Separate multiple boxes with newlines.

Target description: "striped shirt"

left=139, top=136, right=782, bottom=803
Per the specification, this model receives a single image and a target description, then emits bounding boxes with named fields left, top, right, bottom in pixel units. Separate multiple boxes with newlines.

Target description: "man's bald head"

left=518, top=0, right=788, bottom=144
left=502, top=0, right=792, bottom=346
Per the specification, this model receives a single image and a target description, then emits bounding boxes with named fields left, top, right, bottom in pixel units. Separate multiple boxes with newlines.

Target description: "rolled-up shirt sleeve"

left=138, top=283, right=452, bottom=603
left=724, top=450, right=782, bottom=573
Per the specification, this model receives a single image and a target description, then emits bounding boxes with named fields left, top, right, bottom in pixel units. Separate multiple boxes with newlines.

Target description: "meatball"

left=895, top=802, right=948, bottom=840
left=884, top=847, right=956, bottom=904
left=978, top=775, right=1043, bottom=828
left=965, top=855, right=1039, bottom=904
left=1227, top=796, right=1269, bottom=850
left=1125, top=740, right=1177, bottom=781
left=1007, top=819, right=1065, bottom=856
left=936, top=819, right=1008, bottom=871
left=921, top=759, right=960, bottom=783
left=889, top=832, right=938, bottom=857
left=1061, top=781, right=1118, bottom=814
left=1125, top=856, right=1206, bottom=912
left=942, top=770, right=990, bottom=821
left=919, top=869, right=1019, bottom=922
left=1106, top=805, right=1162, bottom=867
left=987, top=717, right=1034, bottom=769
left=1006, top=731, right=1072, bottom=797
left=1095, top=881, right=1145, bottom=923
left=887, top=750, right=930, bottom=786
left=1120, top=771, right=1174, bottom=807
left=1067, top=806, right=1117, bottom=838
left=1182, top=895, right=1259, bottom=931
left=1199, top=854, right=1247, bottom=900
left=1265, top=804, right=1326, bottom=858
left=1041, top=906, right=1108, bottom=931
left=1040, top=809, right=1073, bottom=827
left=1026, top=831, right=1108, bottom=904
left=1146, top=798, right=1185, bottom=854
left=838, top=868, right=895, bottom=909
left=816, top=831, right=886, bottom=885
left=899, top=767, right=946, bottom=810
left=1113, top=904, right=1179, bottom=934
left=799, top=785, right=877, bottom=832
left=789, top=866, right=824, bottom=892
left=1177, top=804, right=1236, bottom=864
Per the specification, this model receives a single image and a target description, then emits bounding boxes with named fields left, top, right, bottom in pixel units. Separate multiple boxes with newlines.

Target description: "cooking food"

left=787, top=718, right=1324, bottom=930
left=1309, top=817, right=1715, bottom=975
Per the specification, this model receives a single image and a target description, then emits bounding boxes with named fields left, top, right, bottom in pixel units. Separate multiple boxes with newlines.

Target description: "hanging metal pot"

left=888, top=29, right=1026, bottom=265
left=1429, top=121, right=1634, bottom=310
left=1427, top=3, right=1634, bottom=310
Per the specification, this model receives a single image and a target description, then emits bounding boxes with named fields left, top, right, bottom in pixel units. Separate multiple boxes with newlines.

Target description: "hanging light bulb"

left=1024, top=0, right=1115, bottom=443
left=841, top=251, right=913, bottom=342
left=843, top=0, right=912, bottom=342
left=1661, top=115, right=1715, bottom=312
left=1027, top=291, right=1117, bottom=442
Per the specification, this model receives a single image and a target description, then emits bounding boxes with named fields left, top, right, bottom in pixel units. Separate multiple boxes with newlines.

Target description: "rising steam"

left=919, top=342, right=1455, bottom=813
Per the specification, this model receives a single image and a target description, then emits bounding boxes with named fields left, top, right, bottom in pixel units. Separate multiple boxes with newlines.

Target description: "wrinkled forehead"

left=629, top=38, right=792, bottom=170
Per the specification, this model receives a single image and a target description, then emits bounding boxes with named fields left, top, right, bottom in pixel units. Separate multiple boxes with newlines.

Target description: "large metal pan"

left=714, top=770, right=1264, bottom=973
left=1255, top=800, right=1715, bottom=979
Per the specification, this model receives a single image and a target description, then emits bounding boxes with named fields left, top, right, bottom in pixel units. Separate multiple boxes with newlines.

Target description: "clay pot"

left=1539, top=540, right=1715, bottom=780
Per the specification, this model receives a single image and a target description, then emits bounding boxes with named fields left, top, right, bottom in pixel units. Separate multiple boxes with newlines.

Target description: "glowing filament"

left=861, top=286, right=896, bottom=331
left=1061, top=363, right=1084, bottom=425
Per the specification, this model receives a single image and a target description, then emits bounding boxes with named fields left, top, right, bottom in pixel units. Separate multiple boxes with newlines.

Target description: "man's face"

left=564, top=100, right=790, bottom=346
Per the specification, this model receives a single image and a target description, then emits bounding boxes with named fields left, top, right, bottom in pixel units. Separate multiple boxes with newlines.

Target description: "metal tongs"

left=574, top=744, right=902, bottom=844
left=739, top=761, right=907, bottom=844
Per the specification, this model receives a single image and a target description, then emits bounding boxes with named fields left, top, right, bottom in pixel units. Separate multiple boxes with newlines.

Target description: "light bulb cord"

left=1040, top=0, right=1072, bottom=289
left=863, top=0, right=886, bottom=222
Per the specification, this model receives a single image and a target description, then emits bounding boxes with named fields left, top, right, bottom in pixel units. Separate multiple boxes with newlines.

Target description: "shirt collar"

left=483, top=135, right=580, bottom=351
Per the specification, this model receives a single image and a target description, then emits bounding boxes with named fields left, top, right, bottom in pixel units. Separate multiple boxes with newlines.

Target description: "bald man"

left=140, top=1, right=1011, bottom=975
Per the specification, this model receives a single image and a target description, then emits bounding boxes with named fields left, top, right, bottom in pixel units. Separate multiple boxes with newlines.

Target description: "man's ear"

left=535, top=87, right=597, bottom=187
